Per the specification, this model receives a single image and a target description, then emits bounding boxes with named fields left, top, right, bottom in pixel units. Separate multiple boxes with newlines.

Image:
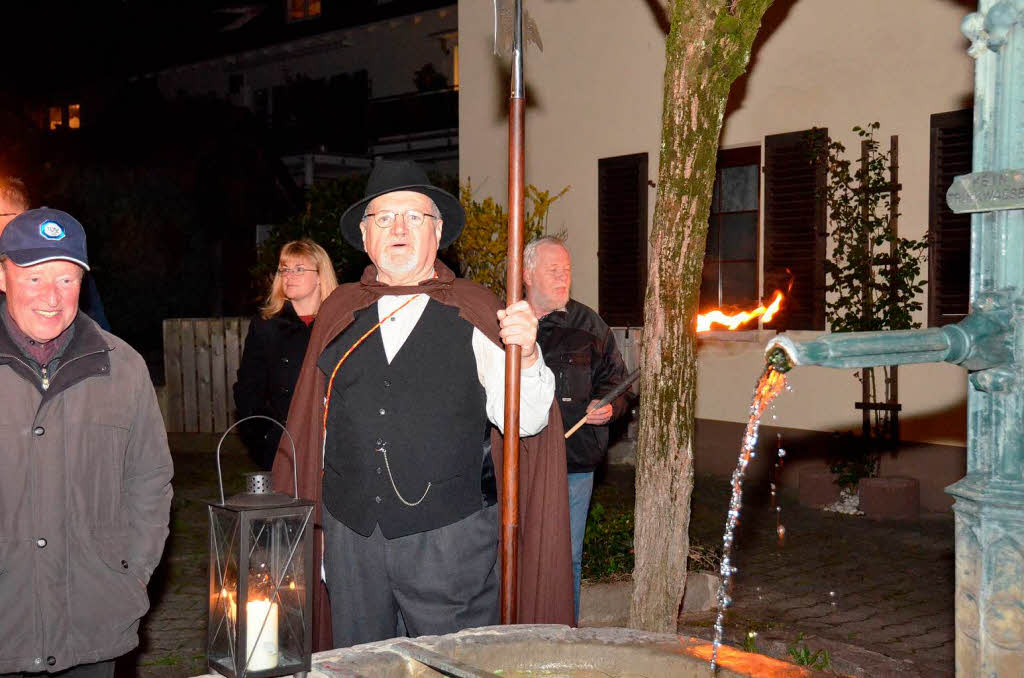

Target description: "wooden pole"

left=860, top=140, right=872, bottom=441
left=500, top=0, right=525, bottom=626
left=888, top=134, right=900, bottom=444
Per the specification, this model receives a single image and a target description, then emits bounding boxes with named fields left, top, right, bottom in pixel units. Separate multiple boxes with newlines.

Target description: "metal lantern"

left=206, top=417, right=314, bottom=678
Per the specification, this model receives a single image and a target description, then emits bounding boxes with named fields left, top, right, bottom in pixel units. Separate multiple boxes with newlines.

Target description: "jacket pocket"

left=69, top=532, right=149, bottom=651
left=555, top=348, right=593, bottom=404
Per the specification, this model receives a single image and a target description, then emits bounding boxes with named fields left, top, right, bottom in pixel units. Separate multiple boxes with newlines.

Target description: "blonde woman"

left=234, top=239, right=338, bottom=469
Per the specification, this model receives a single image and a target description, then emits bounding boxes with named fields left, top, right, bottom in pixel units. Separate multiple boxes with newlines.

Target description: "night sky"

left=3, top=1, right=206, bottom=96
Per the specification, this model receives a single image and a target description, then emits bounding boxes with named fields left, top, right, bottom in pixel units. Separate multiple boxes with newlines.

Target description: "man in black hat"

left=273, top=160, right=574, bottom=649
left=0, top=208, right=172, bottom=676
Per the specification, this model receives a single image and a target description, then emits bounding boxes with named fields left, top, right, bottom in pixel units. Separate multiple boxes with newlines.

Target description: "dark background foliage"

left=2, top=88, right=296, bottom=372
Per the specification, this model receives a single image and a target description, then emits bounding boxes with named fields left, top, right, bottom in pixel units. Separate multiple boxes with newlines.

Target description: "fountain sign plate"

left=947, top=170, right=1024, bottom=213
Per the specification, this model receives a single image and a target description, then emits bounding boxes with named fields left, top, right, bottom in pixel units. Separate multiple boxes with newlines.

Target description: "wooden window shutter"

left=763, top=129, right=827, bottom=331
left=928, top=109, right=972, bottom=326
left=598, top=153, right=648, bottom=326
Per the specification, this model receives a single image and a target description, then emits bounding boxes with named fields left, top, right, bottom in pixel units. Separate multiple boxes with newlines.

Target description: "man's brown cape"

left=271, top=261, right=574, bottom=651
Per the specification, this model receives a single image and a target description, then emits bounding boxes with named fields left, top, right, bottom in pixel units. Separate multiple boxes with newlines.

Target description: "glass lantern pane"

left=244, top=512, right=312, bottom=671
left=208, top=507, right=241, bottom=675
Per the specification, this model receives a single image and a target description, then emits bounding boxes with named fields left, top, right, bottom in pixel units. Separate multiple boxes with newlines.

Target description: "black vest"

left=318, top=299, right=489, bottom=538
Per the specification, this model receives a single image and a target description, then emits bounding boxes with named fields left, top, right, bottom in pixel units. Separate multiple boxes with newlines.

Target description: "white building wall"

left=459, top=0, right=974, bottom=447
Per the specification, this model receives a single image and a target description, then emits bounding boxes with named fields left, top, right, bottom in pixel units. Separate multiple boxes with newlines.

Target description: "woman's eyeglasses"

left=277, top=266, right=318, bottom=276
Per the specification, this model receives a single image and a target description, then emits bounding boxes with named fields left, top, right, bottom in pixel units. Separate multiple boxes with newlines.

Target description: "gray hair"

left=524, top=236, right=568, bottom=272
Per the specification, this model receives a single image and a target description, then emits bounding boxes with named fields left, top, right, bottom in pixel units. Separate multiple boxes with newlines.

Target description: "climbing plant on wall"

left=812, top=122, right=928, bottom=468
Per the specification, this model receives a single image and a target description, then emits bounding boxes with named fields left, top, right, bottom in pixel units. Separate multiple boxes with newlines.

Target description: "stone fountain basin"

left=196, top=625, right=828, bottom=677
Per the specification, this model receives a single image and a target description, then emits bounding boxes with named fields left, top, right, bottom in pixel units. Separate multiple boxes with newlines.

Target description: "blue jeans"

left=568, top=471, right=595, bottom=623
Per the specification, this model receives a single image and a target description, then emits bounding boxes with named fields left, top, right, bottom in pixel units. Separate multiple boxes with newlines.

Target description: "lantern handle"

left=215, top=415, right=299, bottom=505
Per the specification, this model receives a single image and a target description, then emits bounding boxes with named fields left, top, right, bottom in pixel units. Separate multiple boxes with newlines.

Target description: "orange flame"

left=696, top=291, right=784, bottom=332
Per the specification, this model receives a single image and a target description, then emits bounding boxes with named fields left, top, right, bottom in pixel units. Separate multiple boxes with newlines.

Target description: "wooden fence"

left=162, top=317, right=250, bottom=433
left=160, top=319, right=641, bottom=434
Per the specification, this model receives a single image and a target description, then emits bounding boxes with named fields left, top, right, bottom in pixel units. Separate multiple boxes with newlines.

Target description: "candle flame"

left=696, top=291, right=784, bottom=332
left=219, top=587, right=238, bottom=625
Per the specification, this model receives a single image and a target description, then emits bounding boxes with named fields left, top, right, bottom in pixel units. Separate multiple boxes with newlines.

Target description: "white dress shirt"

left=376, top=293, right=553, bottom=436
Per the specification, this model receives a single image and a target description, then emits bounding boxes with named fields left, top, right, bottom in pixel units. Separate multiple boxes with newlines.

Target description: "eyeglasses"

left=277, top=266, right=318, bottom=276
left=362, top=210, right=440, bottom=229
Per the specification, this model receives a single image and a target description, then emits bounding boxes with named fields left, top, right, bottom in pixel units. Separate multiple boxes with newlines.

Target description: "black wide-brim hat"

left=340, top=160, right=465, bottom=251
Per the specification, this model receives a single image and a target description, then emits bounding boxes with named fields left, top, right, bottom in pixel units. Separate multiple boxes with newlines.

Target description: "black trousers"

left=0, top=660, right=115, bottom=678
left=322, top=504, right=500, bottom=648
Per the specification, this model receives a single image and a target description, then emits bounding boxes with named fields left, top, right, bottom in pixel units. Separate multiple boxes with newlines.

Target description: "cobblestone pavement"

left=122, top=442, right=259, bottom=678
left=682, top=473, right=955, bottom=677
left=125, top=444, right=954, bottom=677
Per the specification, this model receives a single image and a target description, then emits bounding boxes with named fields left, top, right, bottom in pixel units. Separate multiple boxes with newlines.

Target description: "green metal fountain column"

left=950, top=5, right=1024, bottom=676
left=762, top=3, right=1024, bottom=675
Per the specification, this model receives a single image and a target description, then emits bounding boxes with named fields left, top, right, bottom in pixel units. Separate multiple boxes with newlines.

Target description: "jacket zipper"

left=46, top=350, right=107, bottom=390
left=0, top=349, right=106, bottom=391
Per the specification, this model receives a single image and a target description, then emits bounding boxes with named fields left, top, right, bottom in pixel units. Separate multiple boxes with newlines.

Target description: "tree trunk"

left=629, top=0, right=772, bottom=633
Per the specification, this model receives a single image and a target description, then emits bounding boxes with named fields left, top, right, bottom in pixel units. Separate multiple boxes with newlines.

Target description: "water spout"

left=763, top=299, right=1012, bottom=375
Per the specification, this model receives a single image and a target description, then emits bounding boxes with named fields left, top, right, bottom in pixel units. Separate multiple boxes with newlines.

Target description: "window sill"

left=697, top=329, right=779, bottom=343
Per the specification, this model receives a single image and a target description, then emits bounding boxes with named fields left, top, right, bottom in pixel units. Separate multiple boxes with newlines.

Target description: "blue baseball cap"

left=0, top=207, right=90, bottom=270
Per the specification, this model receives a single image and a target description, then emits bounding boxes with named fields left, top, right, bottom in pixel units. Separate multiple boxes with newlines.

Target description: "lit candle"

left=245, top=599, right=279, bottom=670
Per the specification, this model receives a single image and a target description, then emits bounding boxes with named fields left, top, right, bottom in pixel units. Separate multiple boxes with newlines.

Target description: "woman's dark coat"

left=234, top=301, right=312, bottom=469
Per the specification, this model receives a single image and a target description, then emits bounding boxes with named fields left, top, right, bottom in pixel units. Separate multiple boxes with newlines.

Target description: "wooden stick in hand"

left=563, top=369, right=640, bottom=439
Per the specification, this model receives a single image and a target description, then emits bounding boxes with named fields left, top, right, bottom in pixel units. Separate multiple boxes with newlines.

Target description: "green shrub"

left=582, top=502, right=722, bottom=581
left=455, top=182, right=569, bottom=297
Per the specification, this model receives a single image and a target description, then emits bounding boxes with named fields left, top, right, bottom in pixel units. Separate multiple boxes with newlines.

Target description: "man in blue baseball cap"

left=0, top=208, right=173, bottom=677
left=0, top=178, right=111, bottom=331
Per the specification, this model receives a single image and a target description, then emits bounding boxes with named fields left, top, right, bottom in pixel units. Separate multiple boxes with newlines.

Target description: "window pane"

left=721, top=261, right=757, bottom=307
left=704, top=217, right=720, bottom=258
left=699, top=259, right=720, bottom=309
left=721, top=165, right=758, bottom=212
left=49, top=107, right=62, bottom=131
left=68, top=104, right=81, bottom=129
left=696, top=260, right=720, bottom=311
left=288, top=0, right=305, bottom=20
left=719, top=212, right=757, bottom=261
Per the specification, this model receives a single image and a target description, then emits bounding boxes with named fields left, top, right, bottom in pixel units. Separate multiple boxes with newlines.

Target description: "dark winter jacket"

left=536, top=299, right=631, bottom=472
left=234, top=301, right=312, bottom=469
left=0, top=307, right=173, bottom=674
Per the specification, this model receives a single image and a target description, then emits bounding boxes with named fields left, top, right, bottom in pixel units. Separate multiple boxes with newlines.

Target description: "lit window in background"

left=49, top=107, right=62, bottom=131
left=288, top=0, right=321, bottom=21
left=452, top=43, right=459, bottom=90
left=68, top=104, right=81, bottom=129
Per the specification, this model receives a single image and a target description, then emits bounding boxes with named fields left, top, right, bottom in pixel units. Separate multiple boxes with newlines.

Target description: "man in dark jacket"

left=0, top=209, right=173, bottom=677
left=524, top=236, right=631, bottom=621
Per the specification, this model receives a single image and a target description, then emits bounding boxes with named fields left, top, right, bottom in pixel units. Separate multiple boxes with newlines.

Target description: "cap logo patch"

left=39, top=221, right=66, bottom=241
